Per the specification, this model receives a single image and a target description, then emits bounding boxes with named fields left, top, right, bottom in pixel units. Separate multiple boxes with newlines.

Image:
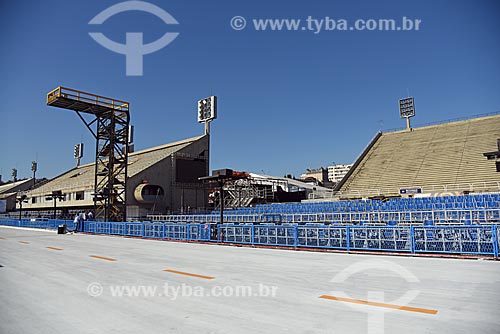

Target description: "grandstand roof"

left=337, top=114, right=500, bottom=196
left=0, top=178, right=34, bottom=197
left=25, top=135, right=205, bottom=195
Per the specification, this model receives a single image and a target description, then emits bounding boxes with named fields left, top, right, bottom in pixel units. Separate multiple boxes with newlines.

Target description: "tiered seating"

left=338, top=114, right=500, bottom=195
left=151, top=193, right=500, bottom=225
left=226, top=194, right=500, bottom=215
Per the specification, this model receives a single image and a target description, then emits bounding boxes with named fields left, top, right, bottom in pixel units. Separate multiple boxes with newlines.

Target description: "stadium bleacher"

left=336, top=114, right=500, bottom=196
left=150, top=193, right=500, bottom=225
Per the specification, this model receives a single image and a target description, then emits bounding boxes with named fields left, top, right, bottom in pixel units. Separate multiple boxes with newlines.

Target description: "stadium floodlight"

left=31, top=161, right=37, bottom=187
left=74, top=143, right=83, bottom=167
left=197, top=96, right=217, bottom=123
left=399, top=97, right=415, bottom=129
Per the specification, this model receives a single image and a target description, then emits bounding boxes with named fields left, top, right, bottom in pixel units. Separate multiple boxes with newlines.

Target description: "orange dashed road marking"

left=18, top=241, right=30, bottom=244
left=163, top=269, right=215, bottom=280
left=47, top=246, right=64, bottom=251
left=319, top=295, right=438, bottom=315
left=90, top=255, right=117, bottom=262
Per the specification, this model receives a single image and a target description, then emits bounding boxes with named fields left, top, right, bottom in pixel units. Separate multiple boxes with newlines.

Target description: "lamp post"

left=45, top=190, right=65, bottom=220
left=16, top=194, right=28, bottom=221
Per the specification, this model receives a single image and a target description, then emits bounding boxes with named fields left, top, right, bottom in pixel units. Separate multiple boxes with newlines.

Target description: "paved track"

left=1, top=226, right=499, bottom=334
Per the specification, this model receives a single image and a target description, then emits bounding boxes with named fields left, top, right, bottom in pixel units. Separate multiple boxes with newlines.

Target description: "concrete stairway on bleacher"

left=339, top=114, right=500, bottom=195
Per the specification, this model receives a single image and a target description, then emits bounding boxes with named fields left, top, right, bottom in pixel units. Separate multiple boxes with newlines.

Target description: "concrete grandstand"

left=334, top=114, right=500, bottom=198
left=18, top=135, right=209, bottom=219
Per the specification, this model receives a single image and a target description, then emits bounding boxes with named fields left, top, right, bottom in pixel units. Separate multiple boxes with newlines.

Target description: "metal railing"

left=47, top=86, right=129, bottom=112
left=148, top=208, right=500, bottom=225
left=1, top=219, right=498, bottom=257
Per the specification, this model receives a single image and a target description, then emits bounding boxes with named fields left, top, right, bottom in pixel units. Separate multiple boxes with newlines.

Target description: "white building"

left=300, top=168, right=329, bottom=185
left=327, top=164, right=352, bottom=183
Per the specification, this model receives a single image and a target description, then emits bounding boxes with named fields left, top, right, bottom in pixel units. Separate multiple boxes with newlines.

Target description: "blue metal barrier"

left=1, top=218, right=498, bottom=257
left=125, top=223, right=143, bottom=237
left=144, top=223, right=164, bottom=239
left=297, top=226, right=348, bottom=249
left=221, top=224, right=253, bottom=244
left=254, top=225, right=296, bottom=246
left=188, top=224, right=211, bottom=241
left=413, top=226, right=496, bottom=255
left=349, top=226, right=412, bottom=252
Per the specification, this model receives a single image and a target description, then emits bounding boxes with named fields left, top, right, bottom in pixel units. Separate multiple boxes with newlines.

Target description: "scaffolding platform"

left=46, top=85, right=130, bottom=222
left=47, top=86, right=129, bottom=115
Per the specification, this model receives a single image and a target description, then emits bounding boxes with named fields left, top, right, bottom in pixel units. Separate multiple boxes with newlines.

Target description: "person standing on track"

left=73, top=213, right=80, bottom=233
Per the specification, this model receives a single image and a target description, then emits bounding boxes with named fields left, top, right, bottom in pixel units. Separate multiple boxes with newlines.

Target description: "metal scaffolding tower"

left=47, top=86, right=130, bottom=221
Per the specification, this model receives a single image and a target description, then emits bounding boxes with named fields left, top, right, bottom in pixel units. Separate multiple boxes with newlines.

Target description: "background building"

left=327, top=164, right=353, bottom=183
left=300, top=168, right=329, bottom=186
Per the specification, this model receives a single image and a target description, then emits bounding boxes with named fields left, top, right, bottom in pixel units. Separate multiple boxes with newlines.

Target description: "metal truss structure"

left=47, top=86, right=130, bottom=221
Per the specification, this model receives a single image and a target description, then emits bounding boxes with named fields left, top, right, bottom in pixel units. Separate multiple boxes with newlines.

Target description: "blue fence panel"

left=221, top=224, right=253, bottom=244
left=86, top=222, right=96, bottom=233
left=297, top=225, right=348, bottom=249
left=187, top=224, right=210, bottom=241
left=1, top=219, right=19, bottom=227
left=125, top=223, right=142, bottom=236
left=110, top=222, right=126, bottom=235
left=348, top=227, right=412, bottom=252
left=164, top=224, right=187, bottom=240
left=253, top=225, right=295, bottom=246
left=495, top=226, right=500, bottom=257
left=143, top=223, right=164, bottom=239
left=413, top=226, right=495, bottom=255
left=95, top=222, right=111, bottom=234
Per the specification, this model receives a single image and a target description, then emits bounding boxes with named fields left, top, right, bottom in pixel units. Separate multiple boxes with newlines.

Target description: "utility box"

left=57, top=224, right=67, bottom=234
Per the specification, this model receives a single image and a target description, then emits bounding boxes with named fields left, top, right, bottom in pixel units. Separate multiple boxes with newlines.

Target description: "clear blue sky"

left=1, top=0, right=499, bottom=181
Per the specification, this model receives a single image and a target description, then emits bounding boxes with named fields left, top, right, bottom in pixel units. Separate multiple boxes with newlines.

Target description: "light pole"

left=45, top=190, right=65, bottom=220
left=16, top=194, right=28, bottom=221
left=31, top=161, right=37, bottom=188
left=399, top=97, right=415, bottom=130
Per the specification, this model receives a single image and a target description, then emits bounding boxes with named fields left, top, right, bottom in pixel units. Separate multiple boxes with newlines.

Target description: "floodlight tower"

left=74, top=143, right=83, bottom=167
left=31, top=161, right=37, bottom=188
left=46, top=87, right=130, bottom=222
left=198, top=96, right=217, bottom=135
left=399, top=97, right=415, bottom=130
left=198, top=96, right=217, bottom=173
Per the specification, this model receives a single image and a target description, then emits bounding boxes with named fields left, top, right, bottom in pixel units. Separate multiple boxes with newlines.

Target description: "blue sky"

left=1, top=0, right=499, bottom=181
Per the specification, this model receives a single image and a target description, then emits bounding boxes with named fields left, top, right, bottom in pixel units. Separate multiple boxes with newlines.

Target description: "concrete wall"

left=127, top=136, right=209, bottom=218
